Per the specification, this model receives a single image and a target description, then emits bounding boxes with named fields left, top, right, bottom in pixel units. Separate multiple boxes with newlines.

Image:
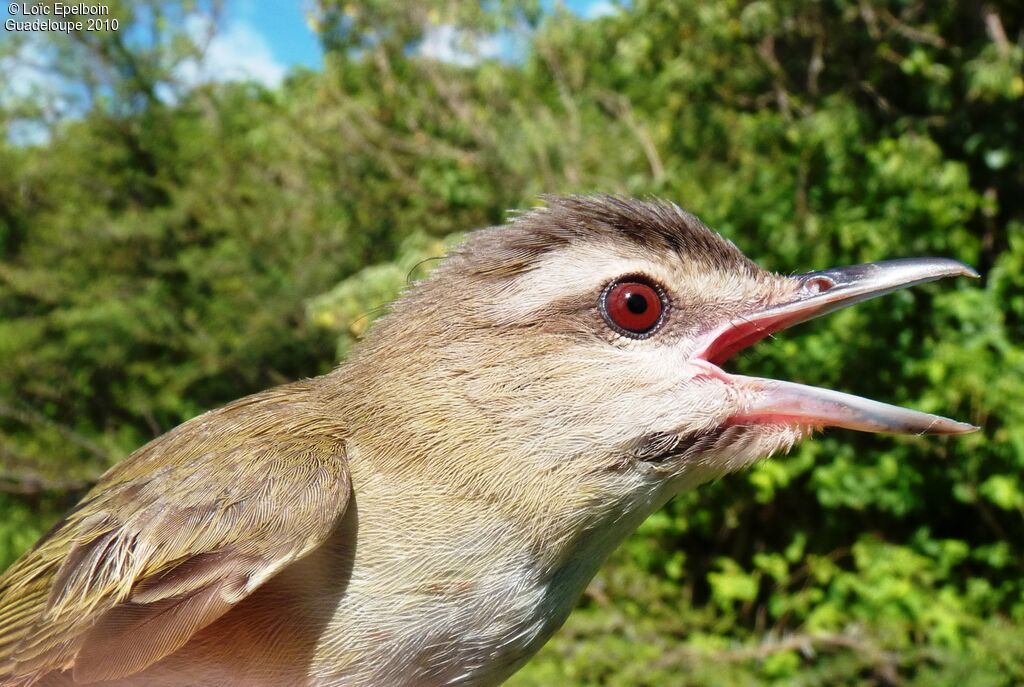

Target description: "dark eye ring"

left=600, top=276, right=667, bottom=338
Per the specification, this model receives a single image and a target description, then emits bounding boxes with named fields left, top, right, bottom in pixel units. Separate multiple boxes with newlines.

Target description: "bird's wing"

left=0, top=383, right=350, bottom=686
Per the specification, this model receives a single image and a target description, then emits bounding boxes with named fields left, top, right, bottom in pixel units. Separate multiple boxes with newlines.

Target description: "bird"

left=0, top=196, right=978, bottom=687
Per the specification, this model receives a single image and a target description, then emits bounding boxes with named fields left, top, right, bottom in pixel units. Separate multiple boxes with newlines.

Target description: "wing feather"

left=0, top=382, right=350, bottom=685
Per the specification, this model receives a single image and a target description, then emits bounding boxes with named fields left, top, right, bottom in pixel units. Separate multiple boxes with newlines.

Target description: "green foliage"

left=2, top=0, right=1023, bottom=684
left=307, top=230, right=461, bottom=359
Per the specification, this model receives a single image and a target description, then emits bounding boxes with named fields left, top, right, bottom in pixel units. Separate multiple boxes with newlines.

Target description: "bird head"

left=343, top=195, right=976, bottom=519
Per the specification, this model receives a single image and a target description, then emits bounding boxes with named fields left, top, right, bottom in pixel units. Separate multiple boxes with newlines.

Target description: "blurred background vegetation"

left=1, top=0, right=1022, bottom=684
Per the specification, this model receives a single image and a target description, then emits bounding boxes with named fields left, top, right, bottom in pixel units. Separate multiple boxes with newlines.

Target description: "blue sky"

left=1, top=0, right=618, bottom=125
left=214, top=0, right=617, bottom=85
left=1, top=0, right=614, bottom=142
left=225, top=0, right=322, bottom=72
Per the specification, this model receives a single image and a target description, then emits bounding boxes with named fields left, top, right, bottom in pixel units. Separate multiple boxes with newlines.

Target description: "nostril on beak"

left=801, top=276, right=835, bottom=295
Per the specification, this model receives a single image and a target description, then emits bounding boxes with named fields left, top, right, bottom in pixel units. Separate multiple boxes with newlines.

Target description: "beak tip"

left=929, top=419, right=980, bottom=435
left=960, top=264, right=981, bottom=280
left=928, top=258, right=979, bottom=280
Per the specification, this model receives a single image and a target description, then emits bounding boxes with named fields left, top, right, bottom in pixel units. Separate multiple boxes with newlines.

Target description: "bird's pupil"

left=626, top=293, right=648, bottom=314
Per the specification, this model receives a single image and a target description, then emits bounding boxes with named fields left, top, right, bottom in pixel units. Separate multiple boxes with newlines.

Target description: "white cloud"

left=418, top=24, right=504, bottom=67
left=0, top=38, right=69, bottom=145
left=206, top=22, right=285, bottom=86
left=586, top=1, right=619, bottom=19
left=179, top=16, right=286, bottom=88
left=3, top=15, right=287, bottom=143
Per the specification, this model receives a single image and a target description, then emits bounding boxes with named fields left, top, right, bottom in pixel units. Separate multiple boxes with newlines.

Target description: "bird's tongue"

left=692, top=258, right=979, bottom=436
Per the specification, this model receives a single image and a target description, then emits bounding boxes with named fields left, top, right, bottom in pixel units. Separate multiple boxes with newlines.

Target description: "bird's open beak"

left=692, top=258, right=979, bottom=435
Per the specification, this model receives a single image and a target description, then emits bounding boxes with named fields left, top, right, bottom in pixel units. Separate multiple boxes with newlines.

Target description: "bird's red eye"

left=601, top=278, right=665, bottom=337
